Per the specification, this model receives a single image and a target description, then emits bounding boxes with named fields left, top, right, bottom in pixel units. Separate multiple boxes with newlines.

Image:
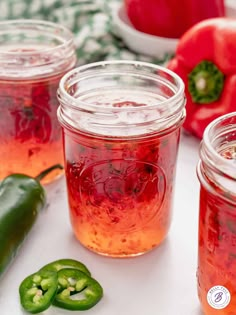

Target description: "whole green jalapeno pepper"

left=53, top=268, right=103, bottom=311
left=40, top=258, right=91, bottom=276
left=0, top=164, right=63, bottom=277
left=19, top=270, right=58, bottom=314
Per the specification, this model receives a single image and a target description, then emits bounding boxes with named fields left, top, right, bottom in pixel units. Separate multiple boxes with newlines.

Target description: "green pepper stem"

left=35, top=164, right=64, bottom=182
left=188, top=60, right=224, bottom=104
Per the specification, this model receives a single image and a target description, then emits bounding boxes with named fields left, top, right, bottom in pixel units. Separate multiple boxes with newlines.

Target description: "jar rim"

left=200, top=111, right=236, bottom=186
left=58, top=60, right=185, bottom=113
left=0, top=19, right=74, bottom=55
left=203, top=111, right=236, bottom=172
left=0, top=19, right=76, bottom=79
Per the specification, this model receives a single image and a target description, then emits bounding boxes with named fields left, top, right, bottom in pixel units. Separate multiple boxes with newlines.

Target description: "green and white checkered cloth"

left=0, top=0, right=170, bottom=65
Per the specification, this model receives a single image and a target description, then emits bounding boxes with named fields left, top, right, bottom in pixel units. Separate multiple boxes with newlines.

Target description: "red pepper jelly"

left=0, top=20, right=76, bottom=183
left=197, top=112, right=236, bottom=314
left=57, top=61, right=186, bottom=257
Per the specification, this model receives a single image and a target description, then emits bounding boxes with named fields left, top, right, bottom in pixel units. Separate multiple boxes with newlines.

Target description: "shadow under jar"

left=0, top=20, right=76, bottom=183
left=197, top=112, right=236, bottom=314
left=57, top=60, right=186, bottom=257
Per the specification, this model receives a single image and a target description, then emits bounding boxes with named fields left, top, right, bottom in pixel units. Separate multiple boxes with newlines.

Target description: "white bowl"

left=112, top=5, right=178, bottom=59
left=112, top=1, right=235, bottom=59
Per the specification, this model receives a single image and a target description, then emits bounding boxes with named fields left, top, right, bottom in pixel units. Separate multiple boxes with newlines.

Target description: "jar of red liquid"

left=124, top=0, right=225, bottom=38
left=0, top=20, right=76, bottom=183
left=57, top=60, right=186, bottom=257
left=197, top=112, right=236, bottom=314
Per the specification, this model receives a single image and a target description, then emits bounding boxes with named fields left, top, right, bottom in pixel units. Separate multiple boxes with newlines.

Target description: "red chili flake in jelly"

left=64, top=125, right=181, bottom=257
left=113, top=101, right=146, bottom=107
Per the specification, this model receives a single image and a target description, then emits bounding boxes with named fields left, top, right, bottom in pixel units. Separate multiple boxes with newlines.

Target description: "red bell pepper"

left=124, top=0, right=225, bottom=39
left=168, top=18, right=236, bottom=138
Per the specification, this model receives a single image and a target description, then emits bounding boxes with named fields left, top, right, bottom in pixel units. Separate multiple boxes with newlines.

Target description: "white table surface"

left=0, top=132, right=204, bottom=315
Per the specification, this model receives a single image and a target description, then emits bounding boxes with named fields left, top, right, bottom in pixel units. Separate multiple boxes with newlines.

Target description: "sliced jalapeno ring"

left=53, top=268, right=103, bottom=311
left=39, top=258, right=91, bottom=276
left=19, top=270, right=58, bottom=314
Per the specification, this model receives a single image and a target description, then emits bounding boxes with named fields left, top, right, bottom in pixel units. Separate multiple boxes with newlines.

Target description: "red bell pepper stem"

left=188, top=60, right=224, bottom=104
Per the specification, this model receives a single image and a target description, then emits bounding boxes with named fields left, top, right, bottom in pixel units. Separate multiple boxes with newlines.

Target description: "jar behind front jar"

left=0, top=20, right=76, bottom=183
left=197, top=112, right=236, bottom=314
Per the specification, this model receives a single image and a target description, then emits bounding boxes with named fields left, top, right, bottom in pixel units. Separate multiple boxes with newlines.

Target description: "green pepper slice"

left=53, top=268, right=103, bottom=310
left=39, top=258, right=91, bottom=276
left=19, top=270, right=58, bottom=314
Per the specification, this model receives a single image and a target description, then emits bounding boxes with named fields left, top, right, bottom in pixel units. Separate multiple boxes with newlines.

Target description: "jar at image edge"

left=0, top=20, right=77, bottom=183
left=197, top=112, right=236, bottom=314
left=57, top=60, right=186, bottom=257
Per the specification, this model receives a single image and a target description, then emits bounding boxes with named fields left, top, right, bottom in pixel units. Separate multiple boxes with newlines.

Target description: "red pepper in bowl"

left=124, top=0, right=225, bottom=38
left=168, top=18, right=236, bottom=138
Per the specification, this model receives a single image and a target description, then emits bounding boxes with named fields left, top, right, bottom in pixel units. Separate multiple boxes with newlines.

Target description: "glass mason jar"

left=57, top=60, right=186, bottom=257
left=197, top=112, right=236, bottom=314
left=0, top=20, right=76, bottom=183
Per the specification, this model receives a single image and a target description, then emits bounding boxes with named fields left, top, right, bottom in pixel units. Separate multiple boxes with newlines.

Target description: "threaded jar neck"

left=198, top=112, right=236, bottom=199
left=57, top=60, right=186, bottom=138
left=0, top=19, right=76, bottom=79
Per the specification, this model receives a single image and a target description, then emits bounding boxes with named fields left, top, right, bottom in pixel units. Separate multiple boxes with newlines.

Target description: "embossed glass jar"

left=57, top=60, right=186, bottom=257
left=197, top=112, right=236, bottom=314
left=0, top=20, right=76, bottom=183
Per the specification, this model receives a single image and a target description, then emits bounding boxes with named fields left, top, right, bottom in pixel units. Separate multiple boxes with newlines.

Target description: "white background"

left=1, top=1, right=236, bottom=314
left=0, top=132, right=204, bottom=315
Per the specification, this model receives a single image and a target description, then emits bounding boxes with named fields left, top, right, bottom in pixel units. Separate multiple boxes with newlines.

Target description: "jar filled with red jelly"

left=197, top=112, right=236, bottom=314
left=57, top=60, right=186, bottom=257
left=0, top=20, right=76, bottom=183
